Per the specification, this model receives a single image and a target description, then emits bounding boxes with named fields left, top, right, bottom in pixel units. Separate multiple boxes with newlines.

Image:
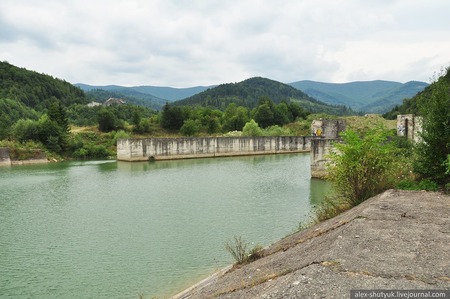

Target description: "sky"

left=1, top=0, right=449, bottom=87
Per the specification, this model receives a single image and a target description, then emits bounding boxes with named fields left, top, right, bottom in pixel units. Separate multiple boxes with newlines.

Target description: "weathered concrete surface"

left=117, top=136, right=311, bottom=161
left=397, top=114, right=423, bottom=143
left=171, top=190, right=450, bottom=298
left=0, top=147, right=48, bottom=166
left=310, top=138, right=340, bottom=179
left=0, top=147, right=11, bottom=166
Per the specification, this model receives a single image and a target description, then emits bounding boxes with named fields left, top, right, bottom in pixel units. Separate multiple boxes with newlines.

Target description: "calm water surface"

left=0, top=153, right=329, bottom=298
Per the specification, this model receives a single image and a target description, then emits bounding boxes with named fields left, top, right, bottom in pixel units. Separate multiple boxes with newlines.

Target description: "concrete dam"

left=117, top=136, right=312, bottom=161
left=117, top=119, right=348, bottom=178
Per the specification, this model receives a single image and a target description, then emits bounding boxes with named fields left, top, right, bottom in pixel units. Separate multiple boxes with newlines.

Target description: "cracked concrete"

left=171, top=190, right=450, bottom=298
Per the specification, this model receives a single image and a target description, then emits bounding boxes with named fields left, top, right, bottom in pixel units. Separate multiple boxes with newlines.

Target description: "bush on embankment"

left=314, top=126, right=407, bottom=222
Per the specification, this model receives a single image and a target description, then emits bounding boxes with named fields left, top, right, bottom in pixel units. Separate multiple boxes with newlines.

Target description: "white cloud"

left=1, top=0, right=449, bottom=86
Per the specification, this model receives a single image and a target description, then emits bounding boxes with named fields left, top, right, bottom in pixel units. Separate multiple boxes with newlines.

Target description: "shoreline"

left=167, top=189, right=450, bottom=298
left=0, top=158, right=50, bottom=166
left=170, top=265, right=233, bottom=299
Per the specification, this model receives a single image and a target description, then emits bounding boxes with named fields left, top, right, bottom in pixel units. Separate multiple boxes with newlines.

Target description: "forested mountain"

left=289, top=80, right=428, bottom=113
left=0, top=62, right=159, bottom=157
left=383, top=70, right=450, bottom=119
left=85, top=88, right=166, bottom=110
left=1, top=61, right=88, bottom=110
left=131, top=85, right=213, bottom=102
left=173, top=77, right=354, bottom=115
left=0, top=61, right=89, bottom=138
left=76, top=79, right=428, bottom=114
left=76, top=83, right=212, bottom=104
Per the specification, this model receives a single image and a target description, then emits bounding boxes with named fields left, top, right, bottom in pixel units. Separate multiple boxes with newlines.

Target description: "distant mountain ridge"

left=75, top=83, right=212, bottom=101
left=77, top=79, right=428, bottom=113
left=288, top=80, right=428, bottom=113
left=173, top=77, right=354, bottom=115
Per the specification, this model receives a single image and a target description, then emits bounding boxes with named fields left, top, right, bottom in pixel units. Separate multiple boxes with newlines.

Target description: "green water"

left=0, top=154, right=329, bottom=299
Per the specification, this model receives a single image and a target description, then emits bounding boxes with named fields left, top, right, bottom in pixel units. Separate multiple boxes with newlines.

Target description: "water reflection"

left=309, top=178, right=332, bottom=206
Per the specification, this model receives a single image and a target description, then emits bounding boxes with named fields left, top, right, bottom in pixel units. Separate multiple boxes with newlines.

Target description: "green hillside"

left=289, top=80, right=428, bottom=113
left=174, top=77, right=354, bottom=115
left=131, top=85, right=213, bottom=102
left=360, top=81, right=427, bottom=113
left=85, top=88, right=166, bottom=110
left=1, top=61, right=87, bottom=110
left=76, top=83, right=212, bottom=105
left=0, top=61, right=89, bottom=138
left=0, top=62, right=159, bottom=158
left=384, top=71, right=450, bottom=119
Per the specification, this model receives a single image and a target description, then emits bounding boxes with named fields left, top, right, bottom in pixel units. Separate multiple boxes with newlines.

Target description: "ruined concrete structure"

left=0, top=147, right=11, bottom=166
left=310, top=119, right=346, bottom=178
left=310, top=137, right=341, bottom=179
left=311, top=119, right=346, bottom=138
left=117, top=119, right=346, bottom=178
left=0, top=147, right=48, bottom=166
left=397, top=114, right=422, bottom=142
left=117, top=136, right=311, bottom=161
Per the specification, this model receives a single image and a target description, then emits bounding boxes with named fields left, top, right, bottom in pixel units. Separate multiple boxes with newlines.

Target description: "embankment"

left=117, top=136, right=311, bottom=161
left=171, top=189, right=450, bottom=298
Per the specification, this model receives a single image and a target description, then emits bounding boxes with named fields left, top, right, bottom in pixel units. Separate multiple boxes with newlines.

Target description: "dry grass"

left=344, top=114, right=396, bottom=132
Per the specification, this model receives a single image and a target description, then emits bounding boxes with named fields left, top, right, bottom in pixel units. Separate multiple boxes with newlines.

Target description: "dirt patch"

left=171, top=189, right=450, bottom=298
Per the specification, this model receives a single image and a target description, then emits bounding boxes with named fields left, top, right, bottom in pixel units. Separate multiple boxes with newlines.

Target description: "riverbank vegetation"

left=311, top=67, right=450, bottom=225
left=0, top=61, right=346, bottom=161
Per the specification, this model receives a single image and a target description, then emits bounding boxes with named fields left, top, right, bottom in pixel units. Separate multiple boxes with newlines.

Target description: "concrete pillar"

left=310, top=138, right=340, bottom=178
left=0, top=147, right=11, bottom=166
left=397, top=114, right=422, bottom=142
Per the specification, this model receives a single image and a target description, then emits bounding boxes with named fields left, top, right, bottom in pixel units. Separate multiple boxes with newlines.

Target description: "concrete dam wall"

left=117, top=136, right=311, bottom=161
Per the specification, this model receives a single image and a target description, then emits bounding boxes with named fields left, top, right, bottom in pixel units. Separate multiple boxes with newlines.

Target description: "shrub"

left=97, top=108, right=119, bottom=132
left=418, top=179, right=439, bottom=191
left=133, top=118, right=153, bottom=134
left=68, top=132, right=114, bottom=159
left=4, top=140, right=47, bottom=160
left=247, top=244, right=264, bottom=262
left=262, top=125, right=292, bottom=136
left=11, top=119, right=40, bottom=142
left=242, top=119, right=262, bottom=136
left=225, top=236, right=249, bottom=265
left=112, top=130, right=130, bottom=144
left=313, top=195, right=352, bottom=222
left=414, top=70, right=450, bottom=184
left=327, top=127, right=400, bottom=206
left=445, top=183, right=450, bottom=194
left=396, top=179, right=439, bottom=191
left=224, top=236, right=264, bottom=265
left=180, top=119, right=201, bottom=136
left=396, top=180, right=419, bottom=190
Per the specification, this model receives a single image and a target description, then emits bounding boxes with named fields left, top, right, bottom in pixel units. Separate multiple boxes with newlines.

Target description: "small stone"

left=355, top=235, right=360, bottom=238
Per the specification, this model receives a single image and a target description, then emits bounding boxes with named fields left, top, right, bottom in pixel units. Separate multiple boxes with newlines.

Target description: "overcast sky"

left=1, top=0, right=449, bottom=87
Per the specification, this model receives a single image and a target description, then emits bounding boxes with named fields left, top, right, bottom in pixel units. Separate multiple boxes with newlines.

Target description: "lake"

left=0, top=153, right=329, bottom=298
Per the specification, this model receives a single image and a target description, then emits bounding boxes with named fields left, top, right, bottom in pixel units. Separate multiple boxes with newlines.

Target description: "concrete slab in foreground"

left=171, top=189, right=450, bottom=299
